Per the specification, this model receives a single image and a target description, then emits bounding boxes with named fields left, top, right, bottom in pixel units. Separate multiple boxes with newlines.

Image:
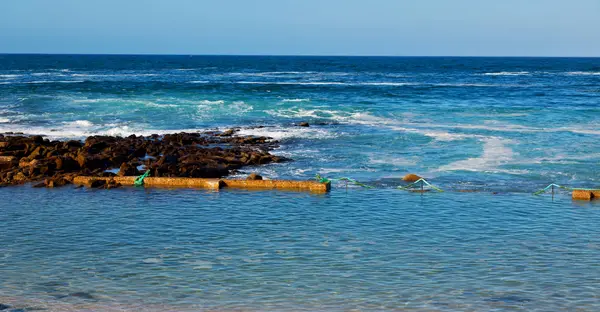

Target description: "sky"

left=1, top=0, right=599, bottom=56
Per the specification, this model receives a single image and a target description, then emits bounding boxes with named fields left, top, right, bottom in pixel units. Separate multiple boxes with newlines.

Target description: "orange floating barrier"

left=572, top=190, right=595, bottom=201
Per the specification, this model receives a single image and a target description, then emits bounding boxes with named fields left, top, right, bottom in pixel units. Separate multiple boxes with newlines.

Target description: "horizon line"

left=1, top=52, right=599, bottom=58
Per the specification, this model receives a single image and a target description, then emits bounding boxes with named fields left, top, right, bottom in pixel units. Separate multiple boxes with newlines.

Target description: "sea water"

left=1, top=55, right=600, bottom=311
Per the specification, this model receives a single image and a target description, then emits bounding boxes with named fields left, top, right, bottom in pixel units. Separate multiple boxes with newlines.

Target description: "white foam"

left=142, top=102, right=178, bottom=108
left=228, top=71, right=319, bottom=76
left=437, top=137, right=516, bottom=173
left=266, top=108, right=342, bottom=119
left=281, top=98, right=310, bottom=102
left=563, top=128, right=600, bottom=135
left=236, top=81, right=417, bottom=87
left=236, top=81, right=348, bottom=86
left=198, top=100, right=225, bottom=105
left=24, top=80, right=84, bottom=84
left=229, top=101, right=253, bottom=114
left=185, top=260, right=213, bottom=269
left=142, top=258, right=163, bottom=264
left=459, top=112, right=529, bottom=117
left=482, top=71, right=530, bottom=76
left=521, top=153, right=600, bottom=165
left=30, top=72, right=58, bottom=76
left=71, top=98, right=104, bottom=103
left=237, top=127, right=335, bottom=140
left=260, top=71, right=318, bottom=75
left=335, top=112, right=473, bottom=141
left=0, top=121, right=209, bottom=140
left=566, top=71, right=600, bottom=76
left=432, top=83, right=499, bottom=87
left=64, top=120, right=94, bottom=127
left=188, top=80, right=209, bottom=83
left=0, top=118, right=9, bottom=123
left=71, top=73, right=158, bottom=77
left=368, top=155, right=418, bottom=166
left=0, top=74, right=21, bottom=79
left=70, top=98, right=179, bottom=108
left=362, top=82, right=418, bottom=86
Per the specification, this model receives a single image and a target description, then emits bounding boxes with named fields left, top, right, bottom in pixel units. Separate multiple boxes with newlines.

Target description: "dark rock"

left=0, top=130, right=285, bottom=188
left=69, top=291, right=96, bottom=300
left=247, top=173, right=263, bottom=180
left=32, top=182, right=46, bottom=188
left=0, top=303, right=10, bottom=310
left=28, top=146, right=46, bottom=159
left=105, top=179, right=121, bottom=189
left=299, top=122, right=310, bottom=127
left=32, top=135, right=44, bottom=144
left=55, top=156, right=79, bottom=171
left=221, top=129, right=236, bottom=136
left=45, top=176, right=70, bottom=188
left=118, top=162, right=140, bottom=176
left=89, top=179, right=106, bottom=188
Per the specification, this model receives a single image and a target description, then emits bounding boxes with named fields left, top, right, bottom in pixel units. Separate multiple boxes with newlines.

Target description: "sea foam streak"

left=198, top=100, right=225, bottom=105
left=566, top=71, right=600, bottom=76
left=281, top=98, right=310, bottom=102
left=482, top=71, right=530, bottom=76
left=237, top=127, right=335, bottom=140
left=437, top=137, right=518, bottom=173
left=231, top=81, right=511, bottom=87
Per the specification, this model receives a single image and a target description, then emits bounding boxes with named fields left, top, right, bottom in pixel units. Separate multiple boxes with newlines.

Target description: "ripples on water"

left=2, top=186, right=600, bottom=311
left=2, top=55, right=600, bottom=191
left=2, top=55, right=600, bottom=310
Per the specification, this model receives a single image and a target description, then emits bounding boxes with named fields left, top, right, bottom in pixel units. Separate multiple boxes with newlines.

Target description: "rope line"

left=397, top=178, right=444, bottom=192
left=533, top=183, right=572, bottom=195
left=315, top=174, right=374, bottom=189
left=314, top=175, right=596, bottom=197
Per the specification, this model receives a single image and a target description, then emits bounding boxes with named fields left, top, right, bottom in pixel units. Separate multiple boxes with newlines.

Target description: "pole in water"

left=552, top=184, right=554, bottom=200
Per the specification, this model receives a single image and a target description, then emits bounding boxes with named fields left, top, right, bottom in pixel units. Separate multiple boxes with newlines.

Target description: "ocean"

left=1, top=54, right=600, bottom=311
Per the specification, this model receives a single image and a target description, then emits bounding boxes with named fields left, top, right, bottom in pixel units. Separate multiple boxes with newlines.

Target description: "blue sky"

left=1, top=0, right=599, bottom=56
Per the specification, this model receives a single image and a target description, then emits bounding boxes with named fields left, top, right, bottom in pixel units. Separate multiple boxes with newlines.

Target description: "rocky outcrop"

left=0, top=131, right=286, bottom=188
left=246, top=173, right=263, bottom=180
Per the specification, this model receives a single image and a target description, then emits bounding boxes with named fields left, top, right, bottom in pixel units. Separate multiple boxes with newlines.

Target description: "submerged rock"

left=246, top=173, right=263, bottom=180
left=298, top=122, right=310, bottom=127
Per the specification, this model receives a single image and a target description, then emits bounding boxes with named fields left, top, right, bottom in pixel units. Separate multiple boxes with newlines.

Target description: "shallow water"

left=2, top=186, right=600, bottom=311
left=2, top=55, right=600, bottom=310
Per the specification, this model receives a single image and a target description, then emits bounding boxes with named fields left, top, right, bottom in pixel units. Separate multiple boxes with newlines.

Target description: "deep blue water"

left=1, top=55, right=600, bottom=310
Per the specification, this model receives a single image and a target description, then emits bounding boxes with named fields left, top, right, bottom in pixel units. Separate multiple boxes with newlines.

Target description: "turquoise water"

left=2, top=187, right=600, bottom=311
left=2, top=55, right=600, bottom=310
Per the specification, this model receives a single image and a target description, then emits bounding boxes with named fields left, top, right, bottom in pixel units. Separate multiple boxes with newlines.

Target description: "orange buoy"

left=402, top=173, right=422, bottom=182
